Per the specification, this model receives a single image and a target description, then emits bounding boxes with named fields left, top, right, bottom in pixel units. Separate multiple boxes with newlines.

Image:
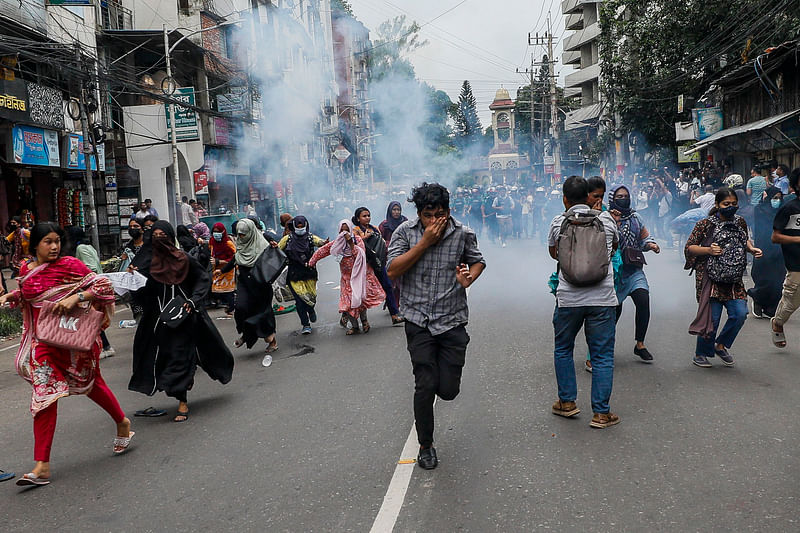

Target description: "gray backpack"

left=557, top=208, right=613, bottom=287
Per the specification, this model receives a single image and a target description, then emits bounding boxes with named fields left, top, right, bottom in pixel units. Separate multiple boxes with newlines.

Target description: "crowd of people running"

left=2, top=160, right=799, bottom=482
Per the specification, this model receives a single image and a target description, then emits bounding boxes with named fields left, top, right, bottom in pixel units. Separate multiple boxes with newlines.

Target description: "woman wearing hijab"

left=217, top=218, right=278, bottom=353
left=209, top=222, right=236, bottom=313
left=129, top=221, right=234, bottom=422
left=352, top=207, right=402, bottom=325
left=176, top=225, right=197, bottom=253
left=748, top=186, right=785, bottom=318
left=379, top=201, right=407, bottom=244
left=278, top=216, right=326, bottom=335
left=308, top=220, right=384, bottom=335
left=608, top=184, right=660, bottom=363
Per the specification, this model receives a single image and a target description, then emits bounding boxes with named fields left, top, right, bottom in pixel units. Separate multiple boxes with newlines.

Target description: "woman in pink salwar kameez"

left=308, top=220, right=385, bottom=334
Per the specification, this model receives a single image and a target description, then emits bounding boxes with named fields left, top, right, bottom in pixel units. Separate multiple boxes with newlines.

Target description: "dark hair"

left=410, top=182, right=450, bottom=212
left=586, top=176, right=606, bottom=193
left=562, top=176, right=589, bottom=205
left=63, top=226, right=85, bottom=256
left=143, top=214, right=159, bottom=224
left=789, top=168, right=800, bottom=193
left=181, top=196, right=188, bottom=202
left=777, top=164, right=790, bottom=175
left=352, top=207, right=370, bottom=227
left=145, top=198, right=153, bottom=203
left=708, top=187, right=738, bottom=216
left=29, top=222, right=65, bottom=258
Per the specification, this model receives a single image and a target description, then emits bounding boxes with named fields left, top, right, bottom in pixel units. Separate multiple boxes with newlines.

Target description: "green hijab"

left=234, top=218, right=268, bottom=267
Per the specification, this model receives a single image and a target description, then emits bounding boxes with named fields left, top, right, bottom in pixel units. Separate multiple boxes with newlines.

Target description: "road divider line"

left=370, top=424, right=419, bottom=533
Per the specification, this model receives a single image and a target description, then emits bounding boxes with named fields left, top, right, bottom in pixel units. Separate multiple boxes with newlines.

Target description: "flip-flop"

left=16, top=473, right=50, bottom=486
left=113, top=431, right=135, bottom=455
left=234, top=337, right=245, bottom=348
left=771, top=318, right=787, bottom=348
left=174, top=410, right=189, bottom=423
left=0, top=470, right=15, bottom=482
left=265, top=342, right=278, bottom=354
left=134, top=407, right=167, bottom=417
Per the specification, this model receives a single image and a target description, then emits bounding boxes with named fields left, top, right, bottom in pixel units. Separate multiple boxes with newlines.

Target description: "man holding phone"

left=388, top=182, right=486, bottom=470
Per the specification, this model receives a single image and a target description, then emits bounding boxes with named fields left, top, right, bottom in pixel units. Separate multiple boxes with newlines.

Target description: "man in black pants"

left=387, top=183, right=486, bottom=470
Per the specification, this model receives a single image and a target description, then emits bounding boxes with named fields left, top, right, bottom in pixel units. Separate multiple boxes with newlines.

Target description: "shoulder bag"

left=158, top=285, right=192, bottom=328
left=36, top=299, right=104, bottom=352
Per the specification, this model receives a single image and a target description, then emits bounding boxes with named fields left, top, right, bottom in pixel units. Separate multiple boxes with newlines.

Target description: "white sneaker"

left=502, top=242, right=507, bottom=248
left=100, top=348, right=115, bottom=359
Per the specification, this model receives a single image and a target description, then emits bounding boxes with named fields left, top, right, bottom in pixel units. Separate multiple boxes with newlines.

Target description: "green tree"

left=599, top=0, right=800, bottom=153
left=330, top=0, right=354, bottom=16
left=368, top=15, right=428, bottom=82
left=454, top=80, right=482, bottom=150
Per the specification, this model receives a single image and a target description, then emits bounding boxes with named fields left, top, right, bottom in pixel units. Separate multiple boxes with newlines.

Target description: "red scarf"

left=210, top=223, right=235, bottom=261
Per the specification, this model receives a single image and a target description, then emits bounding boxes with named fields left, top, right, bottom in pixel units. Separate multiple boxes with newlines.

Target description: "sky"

left=347, top=0, right=573, bottom=125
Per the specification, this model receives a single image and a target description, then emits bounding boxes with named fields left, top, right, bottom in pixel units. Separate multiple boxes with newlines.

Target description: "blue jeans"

left=695, top=298, right=747, bottom=357
left=553, top=305, right=616, bottom=414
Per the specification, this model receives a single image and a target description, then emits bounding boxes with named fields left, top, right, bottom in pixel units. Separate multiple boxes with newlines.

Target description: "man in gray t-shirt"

left=547, top=176, right=620, bottom=429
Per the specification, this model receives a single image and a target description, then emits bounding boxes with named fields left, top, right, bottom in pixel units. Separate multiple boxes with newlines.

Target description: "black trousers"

left=405, top=322, right=469, bottom=448
left=616, top=288, right=650, bottom=343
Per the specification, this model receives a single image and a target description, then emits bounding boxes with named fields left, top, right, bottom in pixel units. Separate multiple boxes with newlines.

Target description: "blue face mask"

left=212, top=232, right=223, bottom=241
left=295, top=227, right=307, bottom=236
left=772, top=199, right=782, bottom=209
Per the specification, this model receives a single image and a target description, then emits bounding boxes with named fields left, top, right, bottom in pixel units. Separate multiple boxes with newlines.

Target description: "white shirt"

left=694, top=193, right=715, bottom=213
left=636, top=190, right=649, bottom=210
left=548, top=205, right=619, bottom=308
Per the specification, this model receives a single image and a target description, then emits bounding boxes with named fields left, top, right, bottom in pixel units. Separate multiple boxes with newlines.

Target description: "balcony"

left=562, top=50, right=580, bottom=65
left=565, top=13, right=583, bottom=30
left=101, top=0, right=133, bottom=30
left=565, top=61, right=601, bottom=88
left=563, top=21, right=601, bottom=52
left=562, top=0, right=602, bottom=15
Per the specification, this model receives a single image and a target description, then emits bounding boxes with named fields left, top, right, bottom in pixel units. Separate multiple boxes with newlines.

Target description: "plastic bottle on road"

left=261, top=354, right=273, bottom=367
left=119, top=320, right=137, bottom=328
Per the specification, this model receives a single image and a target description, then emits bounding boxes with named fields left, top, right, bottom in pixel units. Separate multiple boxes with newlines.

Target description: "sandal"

left=134, top=407, right=167, bottom=417
left=771, top=318, right=787, bottom=348
left=174, top=410, right=189, bottom=423
left=361, top=321, right=371, bottom=334
left=234, top=337, right=245, bottom=348
left=345, top=327, right=360, bottom=336
left=265, top=340, right=278, bottom=353
left=16, top=473, right=50, bottom=486
left=113, top=431, right=135, bottom=455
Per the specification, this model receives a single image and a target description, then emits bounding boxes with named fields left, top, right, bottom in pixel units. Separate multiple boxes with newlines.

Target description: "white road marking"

left=370, top=424, right=419, bottom=533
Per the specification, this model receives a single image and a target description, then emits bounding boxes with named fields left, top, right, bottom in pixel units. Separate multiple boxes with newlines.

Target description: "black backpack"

left=706, top=217, right=747, bottom=284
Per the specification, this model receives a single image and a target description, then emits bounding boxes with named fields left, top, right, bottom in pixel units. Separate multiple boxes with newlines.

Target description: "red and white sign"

left=194, top=170, right=208, bottom=195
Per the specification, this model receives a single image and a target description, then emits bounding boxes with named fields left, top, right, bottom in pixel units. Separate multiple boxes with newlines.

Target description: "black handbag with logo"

left=251, top=246, right=287, bottom=285
left=158, top=286, right=192, bottom=328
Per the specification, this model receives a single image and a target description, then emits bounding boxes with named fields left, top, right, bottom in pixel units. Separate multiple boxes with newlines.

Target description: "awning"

left=683, top=107, right=800, bottom=155
left=564, top=102, right=603, bottom=131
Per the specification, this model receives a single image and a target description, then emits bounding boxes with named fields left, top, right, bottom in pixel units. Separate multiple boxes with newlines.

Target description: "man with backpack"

left=548, top=176, right=621, bottom=428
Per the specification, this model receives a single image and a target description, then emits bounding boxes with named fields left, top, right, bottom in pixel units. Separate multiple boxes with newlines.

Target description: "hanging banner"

left=194, top=170, right=209, bottom=195
left=692, top=107, right=723, bottom=141
left=12, top=125, right=60, bottom=167
left=65, top=133, right=105, bottom=171
left=678, top=142, right=701, bottom=163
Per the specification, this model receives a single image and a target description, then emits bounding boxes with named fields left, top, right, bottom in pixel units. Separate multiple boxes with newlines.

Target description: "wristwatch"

left=77, top=291, right=86, bottom=302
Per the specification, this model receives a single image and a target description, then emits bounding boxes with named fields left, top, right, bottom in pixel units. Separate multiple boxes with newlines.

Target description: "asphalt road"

left=1, top=237, right=798, bottom=532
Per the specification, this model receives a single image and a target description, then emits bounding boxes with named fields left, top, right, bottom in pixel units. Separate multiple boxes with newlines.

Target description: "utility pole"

left=547, top=15, right=561, bottom=181
left=75, top=44, right=100, bottom=250
left=516, top=53, right=538, bottom=163
left=163, top=25, right=181, bottom=224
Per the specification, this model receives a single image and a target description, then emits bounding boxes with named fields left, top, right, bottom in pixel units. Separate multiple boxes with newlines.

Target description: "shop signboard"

left=692, top=107, right=723, bottom=140
left=678, top=142, right=700, bottom=163
left=214, top=117, right=231, bottom=146
left=165, top=87, right=199, bottom=141
left=46, top=0, right=93, bottom=5
left=194, top=170, right=209, bottom=195
left=12, top=125, right=60, bottom=167
left=216, top=89, right=249, bottom=116
left=0, top=78, right=29, bottom=122
left=65, top=133, right=106, bottom=171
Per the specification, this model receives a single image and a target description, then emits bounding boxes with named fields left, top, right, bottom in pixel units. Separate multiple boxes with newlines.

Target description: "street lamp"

left=338, top=99, right=374, bottom=117
left=163, top=21, right=241, bottom=220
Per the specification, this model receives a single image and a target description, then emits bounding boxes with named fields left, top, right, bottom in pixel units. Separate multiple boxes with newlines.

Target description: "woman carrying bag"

left=0, top=222, right=133, bottom=486
left=352, top=207, right=403, bottom=325
left=216, top=218, right=279, bottom=356
left=129, top=221, right=234, bottom=422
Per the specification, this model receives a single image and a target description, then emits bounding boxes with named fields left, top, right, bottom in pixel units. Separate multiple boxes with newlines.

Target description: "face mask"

left=295, top=227, right=307, bottom=236
left=720, top=205, right=739, bottom=218
left=128, top=228, right=142, bottom=239
left=771, top=199, right=782, bottom=209
left=614, top=197, right=631, bottom=210
left=212, top=232, right=223, bottom=241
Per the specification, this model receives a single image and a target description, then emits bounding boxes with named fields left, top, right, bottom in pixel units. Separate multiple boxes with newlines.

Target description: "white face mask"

left=295, top=227, right=307, bottom=236
left=212, top=232, right=223, bottom=241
